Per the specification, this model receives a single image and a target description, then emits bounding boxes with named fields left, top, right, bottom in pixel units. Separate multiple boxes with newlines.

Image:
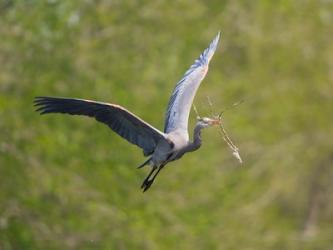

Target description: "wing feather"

left=34, top=96, right=166, bottom=156
left=164, top=32, right=220, bottom=133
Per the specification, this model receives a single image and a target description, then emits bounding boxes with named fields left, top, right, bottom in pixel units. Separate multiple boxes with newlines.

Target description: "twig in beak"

left=217, top=121, right=243, bottom=164
left=193, top=104, right=201, bottom=120
left=206, top=96, right=215, bottom=116
left=195, top=98, right=243, bottom=164
left=219, top=99, right=244, bottom=117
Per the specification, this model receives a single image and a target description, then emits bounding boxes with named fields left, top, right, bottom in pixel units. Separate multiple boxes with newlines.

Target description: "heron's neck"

left=186, top=124, right=204, bottom=152
left=171, top=124, right=204, bottom=160
left=193, top=124, right=203, bottom=145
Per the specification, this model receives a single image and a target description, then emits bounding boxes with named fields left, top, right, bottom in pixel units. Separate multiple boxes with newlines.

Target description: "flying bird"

left=34, top=32, right=221, bottom=191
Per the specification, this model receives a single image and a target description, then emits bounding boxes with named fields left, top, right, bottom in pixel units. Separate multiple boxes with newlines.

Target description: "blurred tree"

left=0, top=0, right=332, bottom=249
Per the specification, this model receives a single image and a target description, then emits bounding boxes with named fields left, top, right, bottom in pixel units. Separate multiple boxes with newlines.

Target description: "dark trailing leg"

left=142, top=165, right=165, bottom=192
left=137, top=157, right=151, bottom=169
left=141, top=166, right=157, bottom=189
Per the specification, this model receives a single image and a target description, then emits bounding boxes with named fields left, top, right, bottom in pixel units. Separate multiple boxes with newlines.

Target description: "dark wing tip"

left=33, top=96, right=55, bottom=114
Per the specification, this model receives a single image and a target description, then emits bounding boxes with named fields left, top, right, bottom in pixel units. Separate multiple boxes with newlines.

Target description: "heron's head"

left=197, top=117, right=220, bottom=128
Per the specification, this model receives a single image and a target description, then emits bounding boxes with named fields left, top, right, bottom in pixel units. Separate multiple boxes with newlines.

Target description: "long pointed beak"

left=206, top=117, right=220, bottom=126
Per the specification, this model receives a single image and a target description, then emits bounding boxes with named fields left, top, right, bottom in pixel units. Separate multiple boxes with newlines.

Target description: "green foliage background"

left=1, top=1, right=332, bottom=249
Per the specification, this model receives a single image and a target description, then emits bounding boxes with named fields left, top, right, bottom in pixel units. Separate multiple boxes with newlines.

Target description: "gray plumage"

left=34, top=97, right=165, bottom=156
left=34, top=32, right=221, bottom=191
left=164, top=32, right=220, bottom=134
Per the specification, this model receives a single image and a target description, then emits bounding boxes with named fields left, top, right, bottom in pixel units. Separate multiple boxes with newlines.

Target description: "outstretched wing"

left=34, top=96, right=166, bottom=156
left=164, top=32, right=220, bottom=134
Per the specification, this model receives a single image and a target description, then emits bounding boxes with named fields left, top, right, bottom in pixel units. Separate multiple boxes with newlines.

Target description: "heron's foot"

left=141, top=179, right=154, bottom=192
left=140, top=176, right=150, bottom=189
left=141, top=165, right=164, bottom=192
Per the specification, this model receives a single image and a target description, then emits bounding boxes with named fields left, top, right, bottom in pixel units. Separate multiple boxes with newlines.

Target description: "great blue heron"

left=34, top=32, right=221, bottom=191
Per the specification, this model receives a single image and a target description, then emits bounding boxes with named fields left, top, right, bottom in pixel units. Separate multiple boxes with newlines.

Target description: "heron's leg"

left=142, top=165, right=165, bottom=192
left=150, top=166, right=164, bottom=183
left=141, top=166, right=157, bottom=189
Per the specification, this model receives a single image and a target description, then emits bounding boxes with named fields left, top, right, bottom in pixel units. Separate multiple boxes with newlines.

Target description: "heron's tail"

left=137, top=157, right=151, bottom=169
